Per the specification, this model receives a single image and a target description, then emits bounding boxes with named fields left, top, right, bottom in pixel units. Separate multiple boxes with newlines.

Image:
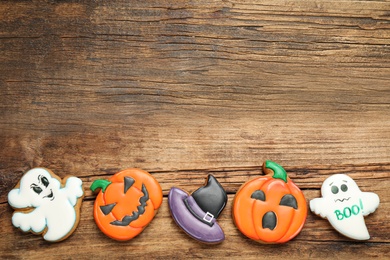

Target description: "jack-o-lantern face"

left=233, top=161, right=307, bottom=243
left=90, top=168, right=162, bottom=241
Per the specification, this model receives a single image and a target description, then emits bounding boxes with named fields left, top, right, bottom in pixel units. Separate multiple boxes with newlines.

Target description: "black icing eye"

left=124, top=176, right=135, bottom=193
left=31, top=185, right=42, bottom=195
left=100, top=203, right=116, bottom=215
left=41, top=176, right=49, bottom=187
left=280, top=194, right=298, bottom=209
left=341, top=184, right=348, bottom=192
left=251, top=190, right=266, bottom=201
left=331, top=185, right=339, bottom=194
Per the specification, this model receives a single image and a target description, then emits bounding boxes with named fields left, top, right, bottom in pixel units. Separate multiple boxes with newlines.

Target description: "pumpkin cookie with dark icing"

left=233, top=160, right=307, bottom=243
left=90, top=168, right=162, bottom=241
left=168, top=175, right=228, bottom=244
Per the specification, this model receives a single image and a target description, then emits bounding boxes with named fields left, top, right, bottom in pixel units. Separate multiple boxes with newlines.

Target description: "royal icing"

left=233, top=161, right=307, bottom=243
left=8, top=168, right=84, bottom=242
left=310, top=174, right=380, bottom=240
left=168, top=174, right=227, bottom=244
left=90, top=168, right=163, bottom=241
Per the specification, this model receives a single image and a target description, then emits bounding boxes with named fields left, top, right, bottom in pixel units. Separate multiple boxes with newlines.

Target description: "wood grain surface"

left=0, top=0, right=389, bottom=259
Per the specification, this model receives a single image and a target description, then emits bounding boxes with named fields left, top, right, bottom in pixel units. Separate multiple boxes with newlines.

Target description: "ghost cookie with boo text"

left=310, top=174, right=380, bottom=240
left=8, top=168, right=84, bottom=242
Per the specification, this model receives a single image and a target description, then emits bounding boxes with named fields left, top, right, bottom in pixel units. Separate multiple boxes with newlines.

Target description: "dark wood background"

left=0, top=0, right=389, bottom=259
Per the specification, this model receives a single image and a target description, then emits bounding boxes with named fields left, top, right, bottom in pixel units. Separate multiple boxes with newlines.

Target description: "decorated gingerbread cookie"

left=168, top=174, right=228, bottom=244
left=233, top=160, right=307, bottom=243
left=8, top=168, right=84, bottom=242
left=90, top=168, right=163, bottom=241
left=310, top=174, right=380, bottom=240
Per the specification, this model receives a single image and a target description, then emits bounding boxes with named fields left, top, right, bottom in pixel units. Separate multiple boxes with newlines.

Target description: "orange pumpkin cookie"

left=90, top=168, right=162, bottom=241
left=233, top=160, right=307, bottom=243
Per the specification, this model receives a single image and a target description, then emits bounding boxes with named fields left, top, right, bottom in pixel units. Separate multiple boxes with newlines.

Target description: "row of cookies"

left=7, top=161, right=380, bottom=243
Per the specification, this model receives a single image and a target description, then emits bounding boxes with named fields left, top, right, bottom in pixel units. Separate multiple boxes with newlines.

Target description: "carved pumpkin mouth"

left=262, top=211, right=277, bottom=230
left=108, top=184, right=149, bottom=226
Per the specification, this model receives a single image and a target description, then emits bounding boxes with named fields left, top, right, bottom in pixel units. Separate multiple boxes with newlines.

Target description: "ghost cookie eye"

left=30, top=184, right=43, bottom=195
left=341, top=184, right=348, bottom=192
left=41, top=176, right=50, bottom=187
left=331, top=185, right=339, bottom=194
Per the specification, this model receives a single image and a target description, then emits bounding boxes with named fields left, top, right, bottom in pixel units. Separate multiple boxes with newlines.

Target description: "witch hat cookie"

left=310, top=174, right=380, bottom=240
left=168, top=175, right=228, bottom=243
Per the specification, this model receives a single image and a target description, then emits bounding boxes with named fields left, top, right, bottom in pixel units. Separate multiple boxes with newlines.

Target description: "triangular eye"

left=100, top=203, right=116, bottom=215
left=251, top=190, right=266, bottom=201
left=124, top=177, right=135, bottom=193
left=280, top=194, right=297, bottom=209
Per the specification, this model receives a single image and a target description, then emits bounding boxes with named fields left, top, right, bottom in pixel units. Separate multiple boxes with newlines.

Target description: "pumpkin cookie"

left=233, top=160, right=307, bottom=243
left=90, top=168, right=163, bottom=241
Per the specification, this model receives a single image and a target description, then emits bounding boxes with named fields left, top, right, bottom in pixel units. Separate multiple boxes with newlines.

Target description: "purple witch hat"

left=168, top=175, right=228, bottom=243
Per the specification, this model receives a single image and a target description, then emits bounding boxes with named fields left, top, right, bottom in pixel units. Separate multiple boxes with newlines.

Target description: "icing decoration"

left=168, top=174, right=227, bottom=244
left=8, top=168, right=84, bottom=242
left=90, top=168, right=162, bottom=241
left=233, top=160, right=307, bottom=243
left=310, top=174, right=380, bottom=240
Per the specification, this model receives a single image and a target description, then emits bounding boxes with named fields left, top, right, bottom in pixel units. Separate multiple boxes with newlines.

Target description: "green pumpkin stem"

left=90, top=179, right=112, bottom=193
left=265, top=160, right=288, bottom=183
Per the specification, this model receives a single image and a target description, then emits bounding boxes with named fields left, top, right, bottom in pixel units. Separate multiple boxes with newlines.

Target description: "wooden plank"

left=0, top=0, right=389, bottom=258
left=1, top=193, right=388, bottom=259
left=1, top=164, right=389, bottom=257
left=2, top=162, right=389, bottom=202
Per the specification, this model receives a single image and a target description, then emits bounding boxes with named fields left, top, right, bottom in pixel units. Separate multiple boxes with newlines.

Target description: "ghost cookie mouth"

left=335, top=197, right=350, bottom=203
left=44, top=189, right=55, bottom=201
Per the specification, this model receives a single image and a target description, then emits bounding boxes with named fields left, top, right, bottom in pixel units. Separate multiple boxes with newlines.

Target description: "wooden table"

left=1, top=0, right=389, bottom=259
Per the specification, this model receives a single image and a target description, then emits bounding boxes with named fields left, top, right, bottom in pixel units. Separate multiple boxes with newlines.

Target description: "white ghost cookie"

left=310, top=174, right=379, bottom=240
left=8, top=168, right=84, bottom=242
